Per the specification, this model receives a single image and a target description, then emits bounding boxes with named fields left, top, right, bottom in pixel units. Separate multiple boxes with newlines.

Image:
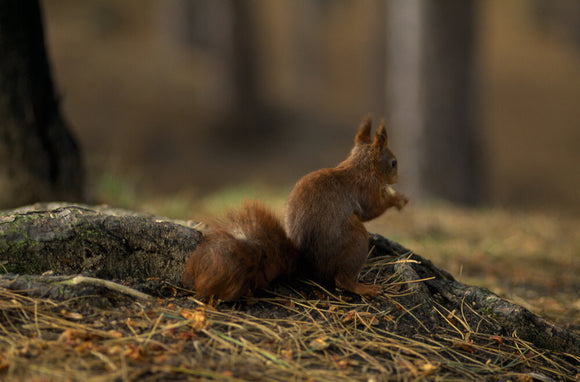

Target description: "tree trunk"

left=0, top=0, right=84, bottom=209
left=0, top=203, right=577, bottom=355
left=157, top=0, right=267, bottom=146
left=224, top=0, right=269, bottom=144
left=387, top=0, right=483, bottom=205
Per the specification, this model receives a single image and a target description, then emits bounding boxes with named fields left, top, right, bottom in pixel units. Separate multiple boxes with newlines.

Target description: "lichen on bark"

left=0, top=203, right=201, bottom=283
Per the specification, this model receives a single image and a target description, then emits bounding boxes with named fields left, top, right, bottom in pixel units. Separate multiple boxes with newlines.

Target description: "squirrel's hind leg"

left=332, top=216, right=381, bottom=296
left=335, top=274, right=382, bottom=296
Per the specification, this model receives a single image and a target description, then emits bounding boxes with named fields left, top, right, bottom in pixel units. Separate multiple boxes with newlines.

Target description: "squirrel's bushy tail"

left=182, top=200, right=298, bottom=301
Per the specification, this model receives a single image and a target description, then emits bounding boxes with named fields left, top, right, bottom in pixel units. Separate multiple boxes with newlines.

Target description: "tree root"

left=0, top=273, right=154, bottom=301
left=370, top=233, right=580, bottom=355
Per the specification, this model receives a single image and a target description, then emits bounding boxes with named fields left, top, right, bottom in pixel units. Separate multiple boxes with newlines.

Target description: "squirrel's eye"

left=391, top=159, right=397, bottom=168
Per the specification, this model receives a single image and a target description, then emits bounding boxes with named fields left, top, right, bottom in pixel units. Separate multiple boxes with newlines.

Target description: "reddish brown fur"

left=182, top=117, right=408, bottom=300
left=182, top=201, right=298, bottom=301
left=285, top=117, right=409, bottom=295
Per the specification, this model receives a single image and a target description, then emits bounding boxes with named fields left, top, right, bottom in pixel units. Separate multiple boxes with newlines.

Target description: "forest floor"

left=137, top=183, right=580, bottom=330
left=1, top=185, right=579, bottom=381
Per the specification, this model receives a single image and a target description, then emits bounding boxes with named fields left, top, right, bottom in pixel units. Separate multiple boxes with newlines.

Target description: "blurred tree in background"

left=0, top=0, right=84, bottom=209
left=160, top=0, right=268, bottom=145
left=387, top=0, right=482, bottom=205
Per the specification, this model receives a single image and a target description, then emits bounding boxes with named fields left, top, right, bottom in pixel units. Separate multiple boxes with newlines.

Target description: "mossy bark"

left=0, top=203, right=201, bottom=284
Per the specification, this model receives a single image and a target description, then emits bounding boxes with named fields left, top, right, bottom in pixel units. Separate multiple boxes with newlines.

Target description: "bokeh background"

left=0, top=0, right=577, bottom=329
left=42, top=0, right=580, bottom=215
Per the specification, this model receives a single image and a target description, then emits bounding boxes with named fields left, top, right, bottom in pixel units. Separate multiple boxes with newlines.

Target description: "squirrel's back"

left=285, top=168, right=358, bottom=279
left=182, top=201, right=298, bottom=301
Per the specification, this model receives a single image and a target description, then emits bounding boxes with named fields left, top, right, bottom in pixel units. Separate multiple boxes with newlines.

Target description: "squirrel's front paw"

left=393, top=192, right=409, bottom=210
left=384, top=185, right=409, bottom=210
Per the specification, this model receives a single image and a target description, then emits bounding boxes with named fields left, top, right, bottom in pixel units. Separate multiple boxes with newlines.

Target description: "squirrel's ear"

left=372, top=120, right=388, bottom=149
left=355, top=117, right=373, bottom=145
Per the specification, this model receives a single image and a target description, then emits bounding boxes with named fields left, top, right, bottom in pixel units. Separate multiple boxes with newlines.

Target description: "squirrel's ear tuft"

left=372, top=120, right=388, bottom=149
left=355, top=117, right=373, bottom=145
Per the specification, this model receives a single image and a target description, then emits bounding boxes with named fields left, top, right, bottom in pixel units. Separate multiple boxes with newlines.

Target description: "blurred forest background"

left=18, top=0, right=580, bottom=214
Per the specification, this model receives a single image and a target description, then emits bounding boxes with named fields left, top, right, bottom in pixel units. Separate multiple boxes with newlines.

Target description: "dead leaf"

left=383, top=314, right=394, bottom=322
left=416, top=361, right=438, bottom=374
left=388, top=283, right=402, bottom=292
left=162, top=327, right=178, bottom=338
left=107, top=345, right=123, bottom=356
left=61, top=311, right=83, bottom=320
left=221, top=370, right=234, bottom=378
left=153, top=353, right=168, bottom=364
left=312, top=290, right=325, bottom=299
left=453, top=342, right=476, bottom=354
left=446, top=309, right=457, bottom=325
left=107, top=330, right=123, bottom=339
left=180, top=308, right=207, bottom=331
left=175, top=330, right=196, bottom=340
left=342, top=310, right=356, bottom=323
left=309, top=336, right=331, bottom=351
left=342, top=310, right=378, bottom=325
left=280, top=349, right=293, bottom=361
left=515, top=374, right=534, bottom=382
left=123, top=344, right=146, bottom=362
left=74, top=341, right=94, bottom=354
left=59, top=329, right=98, bottom=344
left=397, top=358, right=418, bottom=376
left=0, top=355, right=9, bottom=371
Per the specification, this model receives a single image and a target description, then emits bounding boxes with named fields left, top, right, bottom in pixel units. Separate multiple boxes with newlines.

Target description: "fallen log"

left=0, top=203, right=577, bottom=355
left=0, top=202, right=201, bottom=284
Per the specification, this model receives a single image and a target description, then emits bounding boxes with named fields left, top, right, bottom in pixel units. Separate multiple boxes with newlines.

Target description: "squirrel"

left=182, top=117, right=409, bottom=301
left=285, top=117, right=409, bottom=296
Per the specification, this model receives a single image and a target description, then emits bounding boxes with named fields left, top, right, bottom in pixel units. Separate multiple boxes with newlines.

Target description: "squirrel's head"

left=351, top=117, right=399, bottom=185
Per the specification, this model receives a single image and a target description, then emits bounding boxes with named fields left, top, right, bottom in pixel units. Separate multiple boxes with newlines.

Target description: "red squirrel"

left=285, top=117, right=408, bottom=295
left=182, top=117, right=408, bottom=300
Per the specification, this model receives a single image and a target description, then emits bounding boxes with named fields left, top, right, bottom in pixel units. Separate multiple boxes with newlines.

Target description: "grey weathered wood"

left=0, top=273, right=154, bottom=301
left=0, top=203, right=201, bottom=284
left=369, top=233, right=580, bottom=355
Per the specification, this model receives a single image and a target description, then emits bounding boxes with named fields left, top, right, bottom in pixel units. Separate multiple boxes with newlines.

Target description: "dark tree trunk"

left=157, top=0, right=267, bottom=146
left=387, top=0, right=483, bottom=205
left=225, top=0, right=268, bottom=144
left=421, top=1, right=482, bottom=205
left=0, top=0, right=84, bottom=209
